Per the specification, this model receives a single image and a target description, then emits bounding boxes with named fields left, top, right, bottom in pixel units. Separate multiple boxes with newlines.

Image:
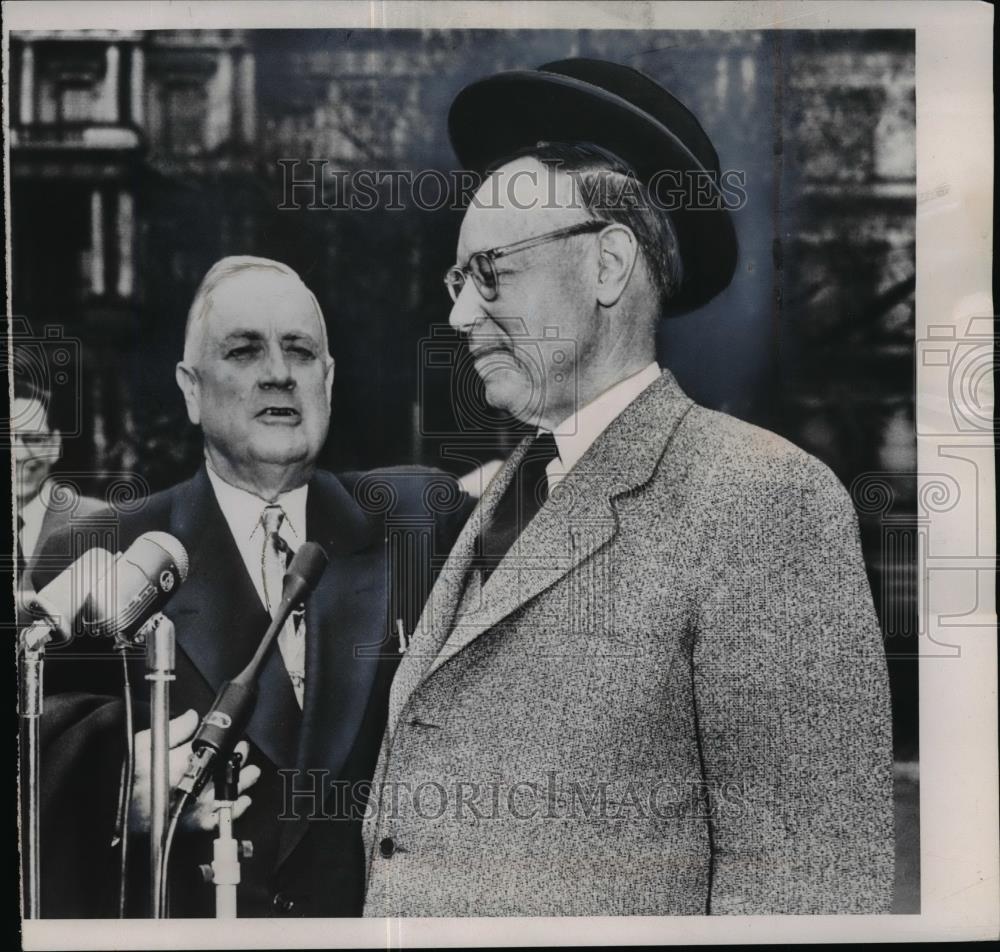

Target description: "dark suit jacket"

left=33, top=464, right=470, bottom=918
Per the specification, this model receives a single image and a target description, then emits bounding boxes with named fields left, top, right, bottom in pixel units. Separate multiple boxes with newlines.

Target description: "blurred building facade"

left=10, top=28, right=259, bottom=476
left=8, top=28, right=917, bottom=753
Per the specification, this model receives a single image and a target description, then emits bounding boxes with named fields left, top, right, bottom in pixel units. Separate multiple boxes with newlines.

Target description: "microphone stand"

left=141, top=614, right=175, bottom=919
left=199, top=754, right=251, bottom=919
left=18, top=626, right=50, bottom=920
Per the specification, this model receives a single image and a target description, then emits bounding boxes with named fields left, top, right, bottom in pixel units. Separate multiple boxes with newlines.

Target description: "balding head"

left=183, top=256, right=331, bottom=366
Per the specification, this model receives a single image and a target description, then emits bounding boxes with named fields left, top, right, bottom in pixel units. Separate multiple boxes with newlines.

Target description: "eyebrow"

left=220, top=330, right=320, bottom=346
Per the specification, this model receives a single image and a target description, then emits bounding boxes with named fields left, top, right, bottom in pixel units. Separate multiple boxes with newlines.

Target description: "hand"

left=129, top=709, right=262, bottom=835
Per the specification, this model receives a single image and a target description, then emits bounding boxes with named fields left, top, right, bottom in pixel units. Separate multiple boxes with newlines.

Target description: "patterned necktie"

left=478, top=431, right=560, bottom=584
left=260, top=504, right=306, bottom=708
left=16, top=514, right=26, bottom=583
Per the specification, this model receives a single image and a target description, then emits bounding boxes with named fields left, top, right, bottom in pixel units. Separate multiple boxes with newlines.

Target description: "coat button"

left=379, top=836, right=396, bottom=858
left=272, top=892, right=295, bottom=913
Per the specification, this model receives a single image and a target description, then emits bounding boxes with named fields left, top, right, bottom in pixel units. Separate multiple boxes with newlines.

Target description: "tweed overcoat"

left=362, top=369, right=894, bottom=916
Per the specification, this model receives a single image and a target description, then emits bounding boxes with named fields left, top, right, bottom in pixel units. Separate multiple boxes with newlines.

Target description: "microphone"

left=174, top=542, right=328, bottom=802
left=84, top=532, right=190, bottom=645
left=20, top=547, right=117, bottom=649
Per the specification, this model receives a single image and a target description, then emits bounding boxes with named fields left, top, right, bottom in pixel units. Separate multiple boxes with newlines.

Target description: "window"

left=163, top=82, right=205, bottom=155
left=58, top=83, right=96, bottom=123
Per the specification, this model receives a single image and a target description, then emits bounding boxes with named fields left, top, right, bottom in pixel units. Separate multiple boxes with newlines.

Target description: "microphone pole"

left=199, top=753, right=246, bottom=919
left=19, top=627, right=45, bottom=920
left=81, top=531, right=189, bottom=918
left=18, top=547, right=116, bottom=920
left=140, top=613, right=176, bottom=919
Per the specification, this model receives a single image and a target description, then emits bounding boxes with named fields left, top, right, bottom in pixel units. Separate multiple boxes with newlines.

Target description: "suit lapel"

left=294, top=471, right=381, bottom=775
left=166, top=468, right=301, bottom=771
left=34, top=505, right=60, bottom=560
left=423, top=370, right=695, bottom=680
left=278, top=471, right=381, bottom=867
left=24, top=504, right=60, bottom=587
left=25, top=486, right=84, bottom=584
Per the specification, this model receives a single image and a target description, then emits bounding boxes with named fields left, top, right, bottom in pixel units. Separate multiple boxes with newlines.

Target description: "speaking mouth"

left=256, top=406, right=301, bottom=421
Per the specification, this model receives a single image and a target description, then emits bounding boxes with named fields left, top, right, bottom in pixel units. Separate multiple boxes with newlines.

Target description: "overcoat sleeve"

left=692, top=457, right=894, bottom=914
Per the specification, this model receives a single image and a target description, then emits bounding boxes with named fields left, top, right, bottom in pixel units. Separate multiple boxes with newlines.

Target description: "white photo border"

left=7, top=0, right=995, bottom=947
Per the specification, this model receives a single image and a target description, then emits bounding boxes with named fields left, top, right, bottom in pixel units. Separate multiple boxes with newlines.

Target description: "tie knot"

left=530, top=430, right=559, bottom=466
left=261, top=504, right=286, bottom=535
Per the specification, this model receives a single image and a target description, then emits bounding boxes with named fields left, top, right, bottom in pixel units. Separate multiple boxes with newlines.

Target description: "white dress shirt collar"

left=205, top=464, right=308, bottom=609
left=543, top=362, right=662, bottom=487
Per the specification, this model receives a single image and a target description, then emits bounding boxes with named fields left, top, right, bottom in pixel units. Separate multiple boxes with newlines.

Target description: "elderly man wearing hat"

left=362, top=60, right=894, bottom=916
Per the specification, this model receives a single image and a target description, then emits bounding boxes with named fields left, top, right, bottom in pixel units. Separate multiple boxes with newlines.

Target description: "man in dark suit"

left=362, top=60, right=894, bottom=916
left=33, top=256, right=470, bottom=918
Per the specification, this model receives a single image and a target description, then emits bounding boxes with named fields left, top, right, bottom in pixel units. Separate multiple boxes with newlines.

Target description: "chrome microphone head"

left=141, top=531, right=190, bottom=582
left=22, top=547, right=117, bottom=646
left=85, top=532, right=190, bottom=642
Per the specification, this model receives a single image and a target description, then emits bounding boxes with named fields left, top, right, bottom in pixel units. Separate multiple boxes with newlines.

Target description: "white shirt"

left=205, top=465, right=308, bottom=612
left=544, top=362, right=662, bottom=488
left=19, top=480, right=53, bottom=563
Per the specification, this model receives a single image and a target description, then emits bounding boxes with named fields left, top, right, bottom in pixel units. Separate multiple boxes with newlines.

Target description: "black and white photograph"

left=6, top=1, right=995, bottom=947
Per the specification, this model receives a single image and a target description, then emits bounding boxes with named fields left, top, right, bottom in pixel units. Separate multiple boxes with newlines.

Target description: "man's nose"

left=448, top=280, right=486, bottom=335
left=259, top=345, right=295, bottom=388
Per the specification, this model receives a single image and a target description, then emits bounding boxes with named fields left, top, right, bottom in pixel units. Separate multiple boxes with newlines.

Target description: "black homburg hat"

left=448, top=58, right=739, bottom=315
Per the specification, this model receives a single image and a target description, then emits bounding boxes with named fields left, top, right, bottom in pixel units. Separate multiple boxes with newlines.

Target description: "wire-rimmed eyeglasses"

left=444, top=220, right=611, bottom=304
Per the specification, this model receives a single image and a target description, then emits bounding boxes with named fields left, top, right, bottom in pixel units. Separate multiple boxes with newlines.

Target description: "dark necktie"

left=478, top=431, right=559, bottom=584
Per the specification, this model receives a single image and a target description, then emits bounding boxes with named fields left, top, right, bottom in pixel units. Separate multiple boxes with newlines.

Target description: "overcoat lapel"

left=387, top=370, right=694, bottom=734
left=383, top=436, right=530, bottom=738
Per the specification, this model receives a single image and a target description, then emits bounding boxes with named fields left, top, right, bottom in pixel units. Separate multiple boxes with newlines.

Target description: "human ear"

left=175, top=362, right=202, bottom=426
left=324, top=356, right=335, bottom=408
left=595, top=224, right=639, bottom=307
